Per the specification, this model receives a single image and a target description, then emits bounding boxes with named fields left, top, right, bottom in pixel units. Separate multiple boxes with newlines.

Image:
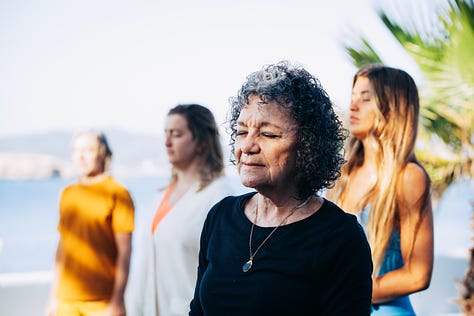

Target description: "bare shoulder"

left=399, top=162, right=430, bottom=208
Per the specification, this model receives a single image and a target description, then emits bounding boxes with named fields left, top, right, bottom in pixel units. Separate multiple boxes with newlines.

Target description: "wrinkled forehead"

left=238, top=95, right=297, bottom=130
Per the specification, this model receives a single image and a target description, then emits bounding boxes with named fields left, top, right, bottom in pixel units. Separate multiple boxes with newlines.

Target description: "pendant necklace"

left=242, top=196, right=311, bottom=273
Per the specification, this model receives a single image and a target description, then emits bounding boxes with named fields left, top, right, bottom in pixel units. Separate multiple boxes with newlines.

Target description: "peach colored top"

left=151, top=183, right=175, bottom=234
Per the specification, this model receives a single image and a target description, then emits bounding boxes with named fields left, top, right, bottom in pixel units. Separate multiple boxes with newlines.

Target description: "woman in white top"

left=129, top=104, right=238, bottom=316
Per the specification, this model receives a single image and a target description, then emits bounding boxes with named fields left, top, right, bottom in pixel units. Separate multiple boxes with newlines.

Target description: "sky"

left=0, top=0, right=434, bottom=138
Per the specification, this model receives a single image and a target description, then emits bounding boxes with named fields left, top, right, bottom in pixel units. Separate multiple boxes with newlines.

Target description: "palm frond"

left=342, top=0, right=474, bottom=202
left=344, top=38, right=383, bottom=68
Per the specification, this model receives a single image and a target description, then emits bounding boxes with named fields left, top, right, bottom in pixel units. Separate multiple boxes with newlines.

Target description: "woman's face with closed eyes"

left=349, top=76, right=377, bottom=140
left=235, top=94, right=298, bottom=193
left=164, top=114, right=200, bottom=170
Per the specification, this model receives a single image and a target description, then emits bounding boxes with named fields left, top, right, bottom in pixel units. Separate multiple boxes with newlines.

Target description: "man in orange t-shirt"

left=46, top=131, right=134, bottom=316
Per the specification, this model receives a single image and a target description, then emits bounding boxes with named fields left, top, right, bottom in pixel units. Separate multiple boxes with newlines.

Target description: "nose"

left=350, top=96, right=359, bottom=112
left=239, top=133, right=259, bottom=155
left=165, top=134, right=172, bottom=147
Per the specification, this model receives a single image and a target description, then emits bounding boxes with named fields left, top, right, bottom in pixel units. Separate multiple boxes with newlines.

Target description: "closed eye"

left=262, top=133, right=279, bottom=138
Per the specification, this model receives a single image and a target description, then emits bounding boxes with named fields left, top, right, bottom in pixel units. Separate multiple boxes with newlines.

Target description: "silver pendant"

left=242, top=259, right=253, bottom=272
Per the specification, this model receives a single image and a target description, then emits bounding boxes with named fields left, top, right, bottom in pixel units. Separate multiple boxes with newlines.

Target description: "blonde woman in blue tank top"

left=327, top=65, right=434, bottom=315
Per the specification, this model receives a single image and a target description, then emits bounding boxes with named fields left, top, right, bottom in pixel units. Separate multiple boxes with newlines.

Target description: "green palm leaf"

left=342, top=0, right=474, bottom=311
left=343, top=0, right=474, bottom=201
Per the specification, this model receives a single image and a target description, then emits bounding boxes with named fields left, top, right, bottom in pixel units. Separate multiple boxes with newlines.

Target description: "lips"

left=240, top=161, right=265, bottom=168
left=240, top=159, right=264, bottom=165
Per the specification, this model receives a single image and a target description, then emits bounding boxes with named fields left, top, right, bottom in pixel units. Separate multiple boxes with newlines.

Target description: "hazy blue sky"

left=0, top=0, right=432, bottom=138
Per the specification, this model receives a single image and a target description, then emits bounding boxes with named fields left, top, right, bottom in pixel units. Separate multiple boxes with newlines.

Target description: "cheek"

left=365, top=106, right=377, bottom=122
left=175, top=136, right=193, bottom=150
left=275, top=147, right=297, bottom=172
left=363, top=113, right=376, bottom=131
left=175, top=142, right=193, bottom=158
left=183, top=139, right=199, bottom=157
left=275, top=154, right=290, bottom=170
left=86, top=152, right=100, bottom=164
left=234, top=142, right=242, bottom=161
left=71, top=153, right=81, bottom=163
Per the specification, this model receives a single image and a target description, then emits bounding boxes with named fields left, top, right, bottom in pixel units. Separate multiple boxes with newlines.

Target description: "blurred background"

left=0, top=0, right=473, bottom=315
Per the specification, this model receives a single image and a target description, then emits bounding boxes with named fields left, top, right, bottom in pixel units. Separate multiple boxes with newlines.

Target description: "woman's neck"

left=360, top=139, right=378, bottom=171
left=252, top=192, right=320, bottom=226
left=173, top=161, right=202, bottom=186
left=79, top=172, right=108, bottom=185
left=168, top=164, right=202, bottom=205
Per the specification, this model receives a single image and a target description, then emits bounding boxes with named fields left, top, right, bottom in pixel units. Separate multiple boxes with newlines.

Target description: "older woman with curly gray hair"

left=189, top=61, right=373, bottom=315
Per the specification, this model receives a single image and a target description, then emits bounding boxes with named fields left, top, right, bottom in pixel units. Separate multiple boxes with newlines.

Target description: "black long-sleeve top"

left=189, top=192, right=373, bottom=316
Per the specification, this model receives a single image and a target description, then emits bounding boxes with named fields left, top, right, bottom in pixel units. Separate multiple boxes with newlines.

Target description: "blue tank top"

left=358, top=207, right=415, bottom=315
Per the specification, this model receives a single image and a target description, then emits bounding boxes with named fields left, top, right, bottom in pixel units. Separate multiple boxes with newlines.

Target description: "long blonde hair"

left=333, top=65, right=431, bottom=276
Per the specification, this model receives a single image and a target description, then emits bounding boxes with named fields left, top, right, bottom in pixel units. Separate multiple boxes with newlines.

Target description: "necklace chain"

left=242, top=196, right=311, bottom=272
left=248, top=207, right=294, bottom=261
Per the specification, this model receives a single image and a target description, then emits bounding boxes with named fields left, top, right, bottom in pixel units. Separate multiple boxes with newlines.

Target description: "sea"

left=0, top=176, right=168, bottom=273
left=0, top=176, right=473, bottom=315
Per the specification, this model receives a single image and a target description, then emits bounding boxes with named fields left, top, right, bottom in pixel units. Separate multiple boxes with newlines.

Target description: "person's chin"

left=239, top=175, right=263, bottom=189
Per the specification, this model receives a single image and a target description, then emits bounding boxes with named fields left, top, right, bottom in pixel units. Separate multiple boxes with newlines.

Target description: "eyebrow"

left=236, top=121, right=282, bottom=129
left=352, top=89, right=371, bottom=94
left=164, top=127, right=184, bottom=133
left=352, top=91, right=372, bottom=100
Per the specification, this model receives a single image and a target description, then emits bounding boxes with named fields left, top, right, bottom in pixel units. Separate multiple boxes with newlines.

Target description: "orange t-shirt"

left=57, top=176, right=134, bottom=301
left=151, top=184, right=175, bottom=234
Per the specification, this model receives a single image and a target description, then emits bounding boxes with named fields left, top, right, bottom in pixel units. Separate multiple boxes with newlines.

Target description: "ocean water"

left=0, top=176, right=166, bottom=273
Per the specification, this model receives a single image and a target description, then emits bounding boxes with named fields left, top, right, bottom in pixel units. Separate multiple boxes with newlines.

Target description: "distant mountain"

left=0, top=129, right=168, bottom=179
left=0, top=129, right=165, bottom=164
left=0, top=131, right=73, bottom=160
left=0, top=128, right=236, bottom=180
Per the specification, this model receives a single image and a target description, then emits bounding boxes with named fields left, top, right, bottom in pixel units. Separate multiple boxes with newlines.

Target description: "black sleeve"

left=321, top=222, right=373, bottom=315
left=189, top=201, right=217, bottom=315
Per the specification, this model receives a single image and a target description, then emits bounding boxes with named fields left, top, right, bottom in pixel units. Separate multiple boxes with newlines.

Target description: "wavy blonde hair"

left=333, top=64, right=431, bottom=276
